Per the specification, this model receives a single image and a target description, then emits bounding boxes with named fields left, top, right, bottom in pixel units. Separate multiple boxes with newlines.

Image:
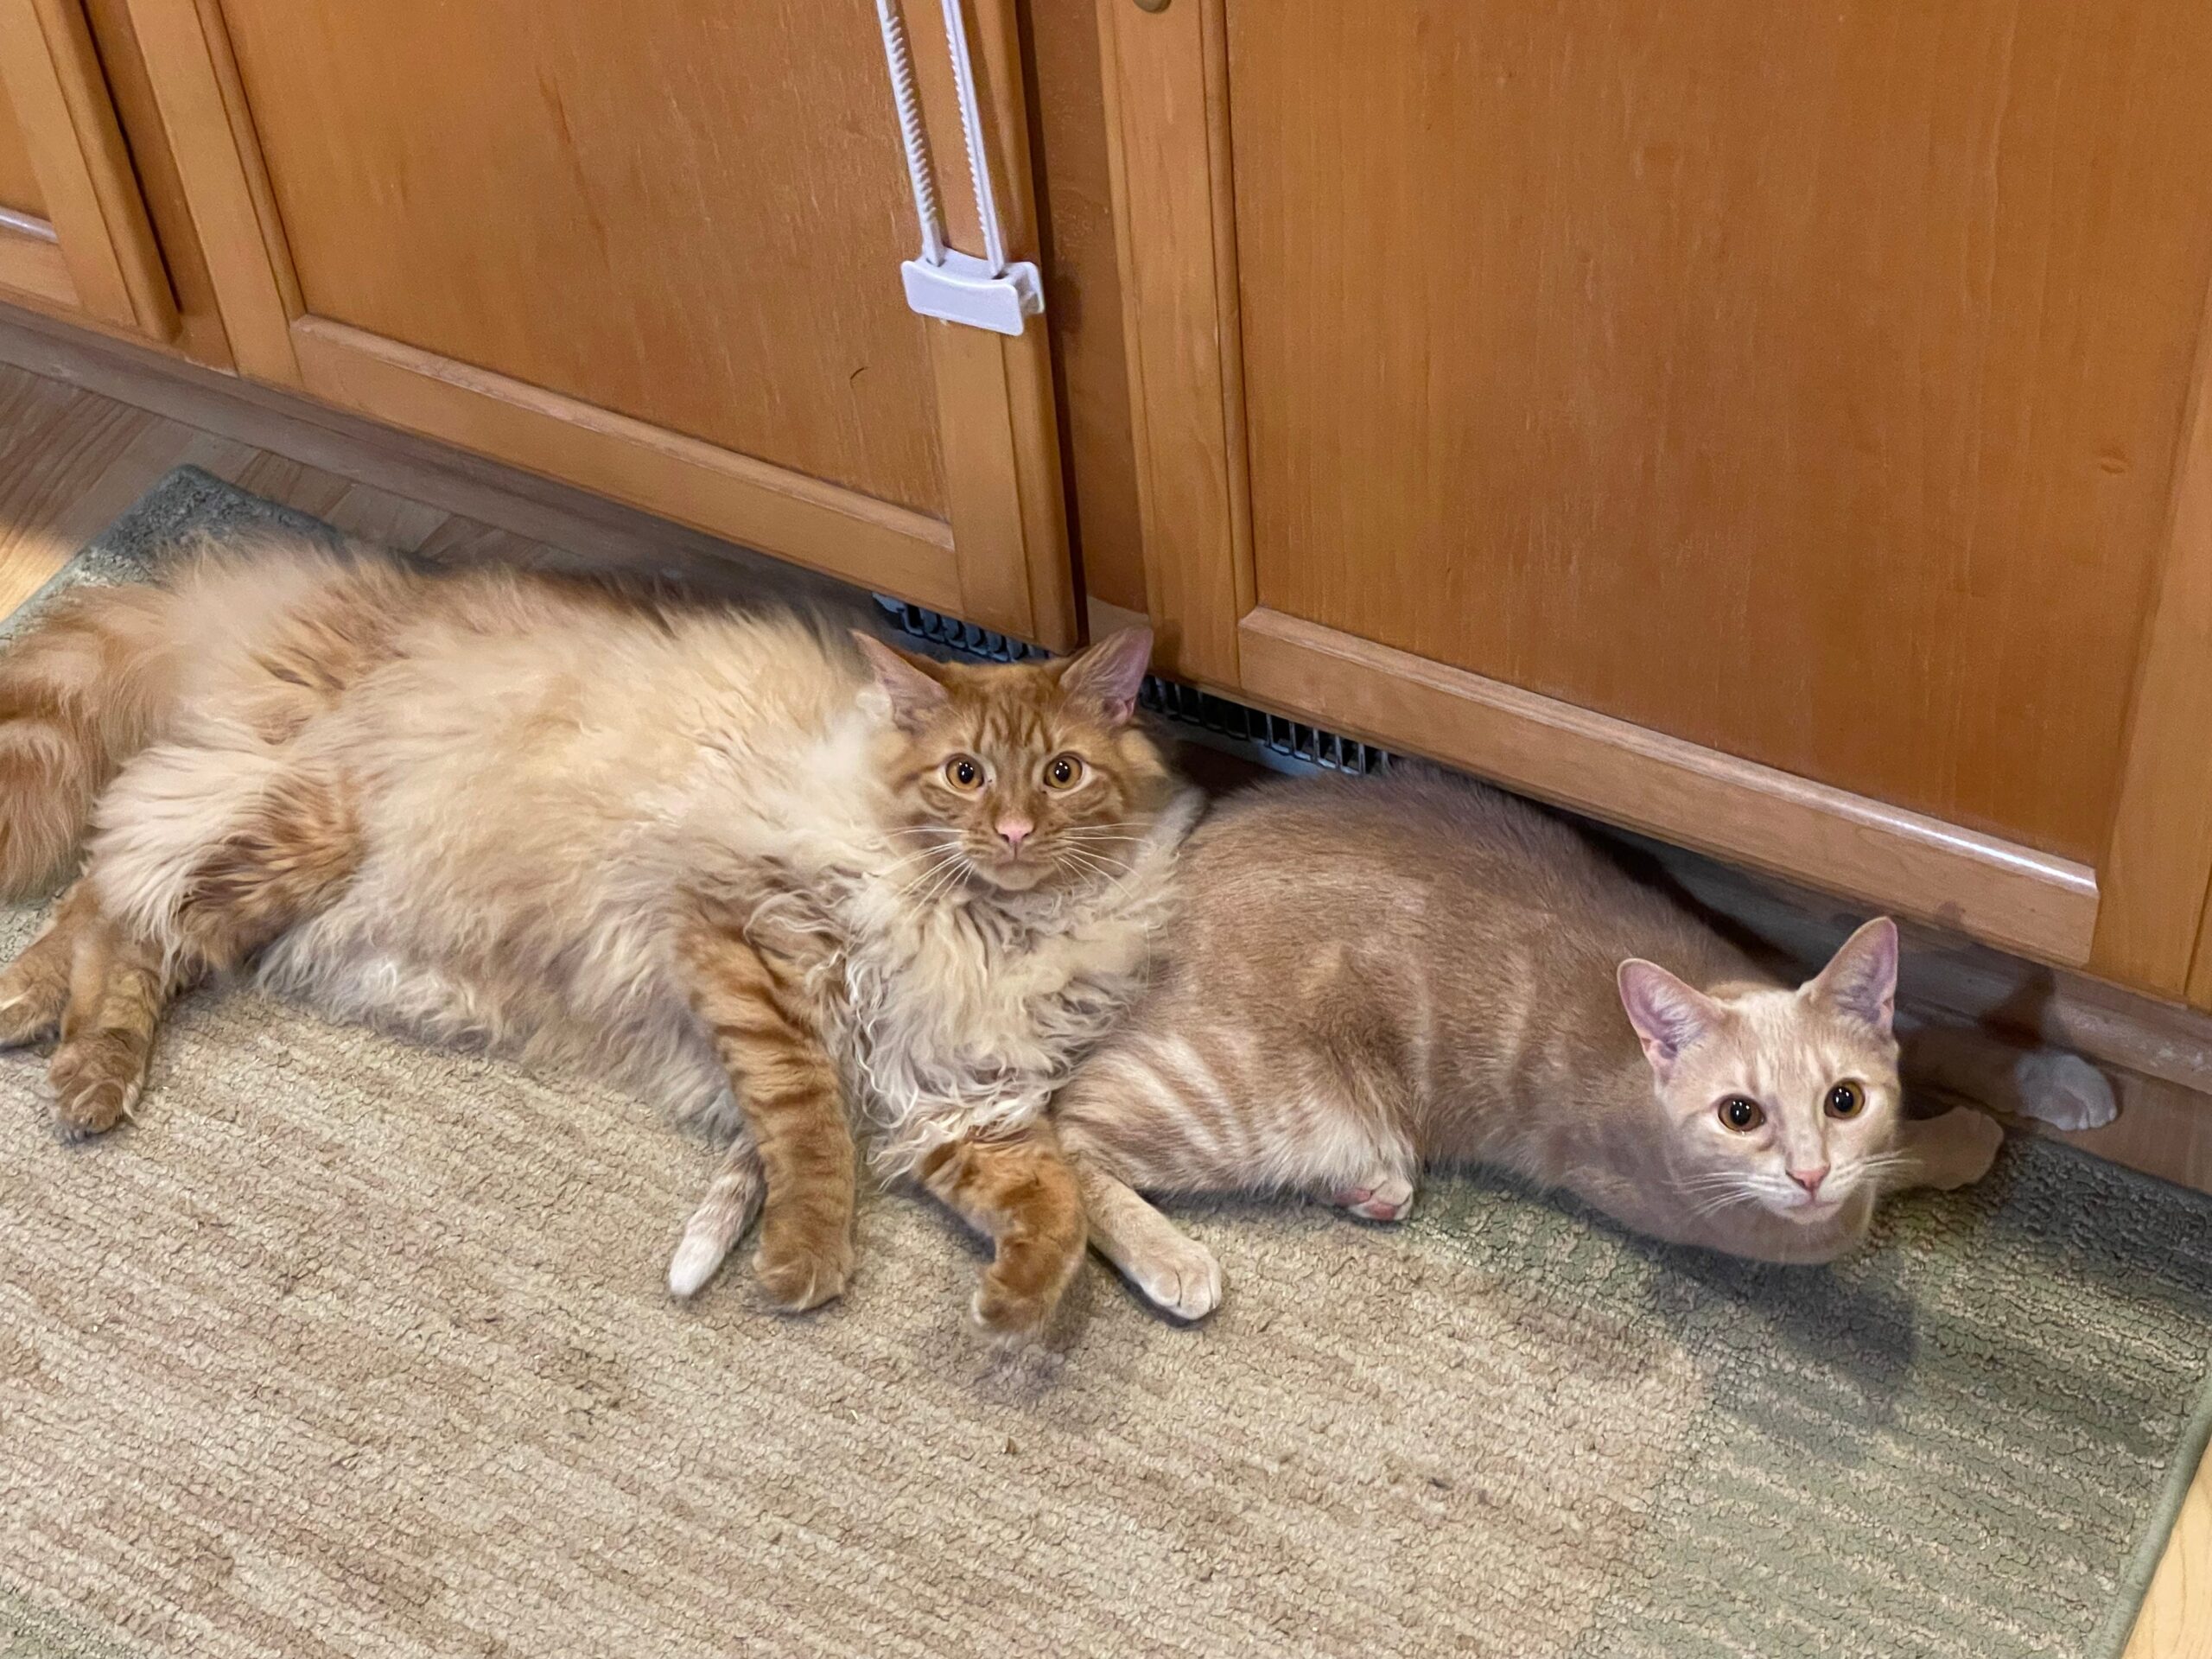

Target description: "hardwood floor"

left=0, top=339, right=2203, bottom=1657
left=2130, top=1468, right=2212, bottom=1658
left=0, top=356, right=541, bottom=604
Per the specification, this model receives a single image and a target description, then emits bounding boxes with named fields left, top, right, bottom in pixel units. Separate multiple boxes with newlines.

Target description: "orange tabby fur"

left=0, top=536, right=1193, bottom=1332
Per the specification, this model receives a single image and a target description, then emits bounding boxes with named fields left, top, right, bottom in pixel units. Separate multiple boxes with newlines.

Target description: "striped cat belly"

left=1054, top=1026, right=1417, bottom=1205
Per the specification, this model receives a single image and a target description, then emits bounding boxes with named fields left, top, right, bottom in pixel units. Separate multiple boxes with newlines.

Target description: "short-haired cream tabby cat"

left=1041, top=769, right=2115, bottom=1323
left=0, top=537, right=1192, bottom=1335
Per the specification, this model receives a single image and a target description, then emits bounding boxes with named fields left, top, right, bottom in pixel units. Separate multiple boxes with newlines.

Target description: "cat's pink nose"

left=1789, top=1165, right=1829, bottom=1196
left=995, top=817, right=1033, bottom=851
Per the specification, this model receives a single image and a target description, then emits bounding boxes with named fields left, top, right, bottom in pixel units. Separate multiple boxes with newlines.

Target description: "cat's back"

left=156, top=537, right=858, bottom=771
left=1169, top=768, right=1746, bottom=1000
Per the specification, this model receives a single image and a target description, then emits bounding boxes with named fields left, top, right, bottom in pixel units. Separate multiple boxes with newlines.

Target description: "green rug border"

left=2094, top=1262, right=2212, bottom=1655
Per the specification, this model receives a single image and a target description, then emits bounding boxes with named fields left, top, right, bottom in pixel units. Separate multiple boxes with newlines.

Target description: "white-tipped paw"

left=2012, top=1052, right=2119, bottom=1131
left=1128, top=1235, right=1223, bottom=1323
left=666, top=1224, right=729, bottom=1300
left=1330, top=1173, right=1415, bottom=1223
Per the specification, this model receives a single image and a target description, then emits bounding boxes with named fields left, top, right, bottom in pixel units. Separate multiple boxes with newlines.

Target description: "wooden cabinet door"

left=1100, top=0, right=2212, bottom=982
left=0, top=0, right=175, bottom=336
left=125, top=0, right=1075, bottom=645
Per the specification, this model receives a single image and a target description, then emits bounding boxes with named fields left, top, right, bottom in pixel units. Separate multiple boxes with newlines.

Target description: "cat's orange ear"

left=1618, top=958, right=1721, bottom=1079
left=1802, top=916, right=1898, bottom=1033
left=1058, top=626, right=1153, bottom=726
left=852, top=631, right=951, bottom=731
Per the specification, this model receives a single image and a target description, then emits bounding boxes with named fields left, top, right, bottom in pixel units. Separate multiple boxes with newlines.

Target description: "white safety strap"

left=873, top=0, right=1044, bottom=336
left=937, top=0, right=1007, bottom=277
left=875, top=0, right=947, bottom=269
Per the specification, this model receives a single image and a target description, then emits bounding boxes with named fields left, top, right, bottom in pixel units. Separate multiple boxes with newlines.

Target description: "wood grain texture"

left=1239, top=606, right=2098, bottom=963
left=0, top=226, right=74, bottom=313
left=1023, top=0, right=1144, bottom=616
left=209, top=0, right=944, bottom=515
left=288, top=316, right=963, bottom=612
left=1094, top=0, right=1247, bottom=683
left=909, top=0, right=1076, bottom=646
left=0, top=0, right=175, bottom=336
left=130, top=0, right=1070, bottom=639
left=2095, top=276, right=2212, bottom=995
left=118, top=0, right=296, bottom=383
left=0, top=364, right=244, bottom=611
left=0, top=0, right=124, bottom=322
left=0, top=302, right=890, bottom=616
left=2193, top=887, right=2212, bottom=1012
left=1225, top=0, right=2212, bottom=868
left=22, top=0, right=173, bottom=336
left=0, top=74, right=43, bottom=216
left=2126, top=1451, right=2212, bottom=1658
left=77, top=0, right=232, bottom=367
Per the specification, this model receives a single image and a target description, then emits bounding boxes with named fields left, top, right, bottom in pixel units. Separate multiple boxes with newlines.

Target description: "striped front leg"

left=920, top=1125, right=1088, bottom=1340
left=675, top=907, right=855, bottom=1312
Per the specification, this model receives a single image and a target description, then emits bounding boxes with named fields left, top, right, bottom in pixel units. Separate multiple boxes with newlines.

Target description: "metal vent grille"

left=874, top=598, right=1393, bottom=778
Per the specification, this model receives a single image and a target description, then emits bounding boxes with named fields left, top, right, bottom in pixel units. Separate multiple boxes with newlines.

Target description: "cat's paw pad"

left=2012, top=1052, right=2118, bottom=1131
left=750, top=1230, right=851, bottom=1313
left=1129, top=1236, right=1224, bottom=1323
left=969, top=1280, right=1057, bottom=1343
left=46, top=1033, right=143, bottom=1139
left=1331, top=1173, right=1415, bottom=1223
left=970, top=1238, right=1084, bottom=1342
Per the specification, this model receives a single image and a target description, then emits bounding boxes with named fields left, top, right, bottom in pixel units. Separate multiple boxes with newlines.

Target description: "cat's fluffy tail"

left=0, top=582, right=181, bottom=898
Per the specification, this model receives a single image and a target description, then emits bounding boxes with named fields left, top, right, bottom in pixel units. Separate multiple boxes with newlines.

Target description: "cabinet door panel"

left=218, top=0, right=944, bottom=517
left=132, top=0, right=1075, bottom=643
left=1230, top=0, right=2212, bottom=868
left=1102, top=0, right=2212, bottom=980
left=0, top=79, right=45, bottom=216
left=0, top=0, right=177, bottom=335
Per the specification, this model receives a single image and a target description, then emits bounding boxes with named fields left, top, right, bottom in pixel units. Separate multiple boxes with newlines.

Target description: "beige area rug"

left=1, top=471, right=2209, bottom=1659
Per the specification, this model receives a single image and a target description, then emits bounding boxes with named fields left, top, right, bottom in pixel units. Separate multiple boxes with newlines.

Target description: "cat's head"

left=1617, top=918, right=1903, bottom=1224
left=854, top=627, right=1176, bottom=895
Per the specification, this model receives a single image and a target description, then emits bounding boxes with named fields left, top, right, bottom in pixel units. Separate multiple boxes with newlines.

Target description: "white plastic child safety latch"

left=875, top=0, right=1045, bottom=338
left=901, top=249, right=1043, bottom=337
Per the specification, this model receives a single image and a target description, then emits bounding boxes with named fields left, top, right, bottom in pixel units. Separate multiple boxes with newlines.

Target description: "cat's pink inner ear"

left=1804, top=916, right=1899, bottom=1033
left=1618, top=958, right=1719, bottom=1077
left=1059, top=627, right=1153, bottom=725
left=852, top=631, right=950, bottom=731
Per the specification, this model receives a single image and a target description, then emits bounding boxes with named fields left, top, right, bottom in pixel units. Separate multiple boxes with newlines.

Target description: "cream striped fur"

left=1046, top=770, right=2116, bottom=1323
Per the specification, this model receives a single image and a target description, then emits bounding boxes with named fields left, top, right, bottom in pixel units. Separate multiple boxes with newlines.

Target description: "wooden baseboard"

left=1649, top=841, right=2212, bottom=1096
left=1238, top=607, right=2100, bottom=966
left=1643, top=832, right=2212, bottom=1192
left=0, top=223, right=77, bottom=314
left=0, top=300, right=873, bottom=612
left=289, top=315, right=962, bottom=608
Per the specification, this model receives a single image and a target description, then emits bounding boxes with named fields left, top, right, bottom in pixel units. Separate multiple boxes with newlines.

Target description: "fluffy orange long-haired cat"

left=0, top=537, right=1197, bottom=1335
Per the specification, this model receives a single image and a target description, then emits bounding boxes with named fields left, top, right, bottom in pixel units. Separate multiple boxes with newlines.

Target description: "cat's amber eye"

left=942, top=755, right=985, bottom=792
left=1826, top=1081, right=1865, bottom=1119
left=1718, top=1096, right=1764, bottom=1133
left=1043, top=753, right=1086, bottom=791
